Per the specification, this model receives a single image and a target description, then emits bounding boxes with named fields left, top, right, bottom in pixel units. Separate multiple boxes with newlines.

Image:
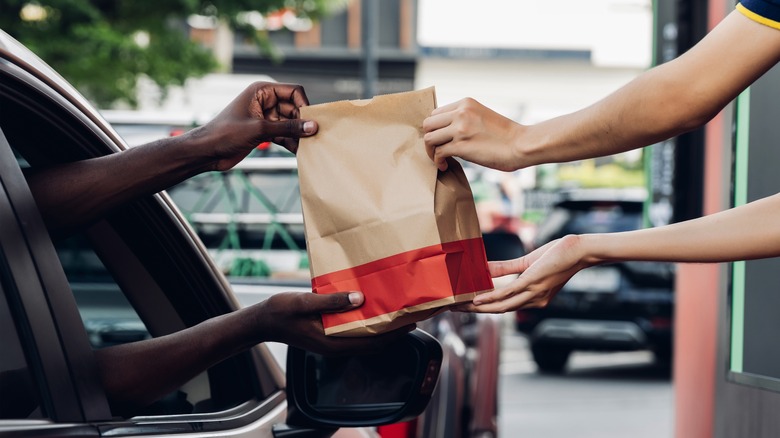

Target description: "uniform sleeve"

left=738, top=0, right=780, bottom=30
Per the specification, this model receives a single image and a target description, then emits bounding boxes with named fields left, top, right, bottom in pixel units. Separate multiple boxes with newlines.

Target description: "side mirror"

left=284, top=329, right=442, bottom=429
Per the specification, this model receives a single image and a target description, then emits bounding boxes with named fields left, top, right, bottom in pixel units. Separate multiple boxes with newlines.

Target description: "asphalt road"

left=498, top=317, right=674, bottom=438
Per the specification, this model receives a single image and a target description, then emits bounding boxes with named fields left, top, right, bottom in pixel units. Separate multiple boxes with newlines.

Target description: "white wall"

left=415, top=58, right=643, bottom=125
left=417, top=0, right=652, bottom=68
left=415, top=0, right=653, bottom=122
left=415, top=0, right=654, bottom=206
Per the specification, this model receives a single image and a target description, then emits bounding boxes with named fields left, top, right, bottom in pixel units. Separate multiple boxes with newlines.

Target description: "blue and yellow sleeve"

left=738, top=0, right=780, bottom=30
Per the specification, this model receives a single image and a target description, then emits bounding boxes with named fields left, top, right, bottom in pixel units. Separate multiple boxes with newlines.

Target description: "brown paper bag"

left=298, top=87, right=493, bottom=336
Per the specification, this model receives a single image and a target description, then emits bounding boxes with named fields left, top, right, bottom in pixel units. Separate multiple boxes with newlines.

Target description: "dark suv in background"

left=516, top=189, right=675, bottom=373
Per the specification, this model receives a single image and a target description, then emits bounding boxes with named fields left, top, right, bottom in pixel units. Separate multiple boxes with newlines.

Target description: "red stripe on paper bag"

left=313, top=237, right=493, bottom=329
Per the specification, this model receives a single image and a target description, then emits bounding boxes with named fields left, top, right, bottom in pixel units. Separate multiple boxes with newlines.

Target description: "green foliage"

left=0, top=0, right=347, bottom=107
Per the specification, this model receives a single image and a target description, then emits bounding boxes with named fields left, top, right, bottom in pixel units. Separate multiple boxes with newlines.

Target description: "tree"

left=0, top=1, right=347, bottom=108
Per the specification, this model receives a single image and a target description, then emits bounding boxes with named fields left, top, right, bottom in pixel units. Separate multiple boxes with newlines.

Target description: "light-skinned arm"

left=460, top=192, right=780, bottom=313
left=423, top=11, right=780, bottom=171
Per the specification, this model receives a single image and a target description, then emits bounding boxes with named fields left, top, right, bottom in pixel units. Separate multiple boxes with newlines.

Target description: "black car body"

left=516, top=189, right=675, bottom=373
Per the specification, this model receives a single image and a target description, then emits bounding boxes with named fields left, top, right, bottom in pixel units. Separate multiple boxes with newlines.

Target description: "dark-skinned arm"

left=24, top=81, right=317, bottom=238
left=95, top=291, right=413, bottom=417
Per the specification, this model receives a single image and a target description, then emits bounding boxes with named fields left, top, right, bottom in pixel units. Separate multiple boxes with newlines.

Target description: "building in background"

left=231, top=0, right=418, bottom=104
left=141, top=0, right=653, bottom=234
left=413, top=0, right=652, bottom=230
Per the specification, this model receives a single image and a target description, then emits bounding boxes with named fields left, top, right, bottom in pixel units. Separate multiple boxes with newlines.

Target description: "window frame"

left=0, top=52, right=286, bottom=432
left=0, top=126, right=108, bottom=423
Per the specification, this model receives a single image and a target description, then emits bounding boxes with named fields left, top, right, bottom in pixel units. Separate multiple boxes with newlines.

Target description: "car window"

left=167, top=158, right=309, bottom=281
left=13, top=153, right=209, bottom=417
left=1, top=125, right=115, bottom=423
left=55, top=234, right=150, bottom=348
left=0, top=81, right=275, bottom=418
left=54, top=232, right=235, bottom=416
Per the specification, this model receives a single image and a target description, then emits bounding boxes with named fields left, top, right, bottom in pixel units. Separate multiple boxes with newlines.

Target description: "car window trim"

left=1, top=58, right=285, bottom=420
left=0, top=127, right=111, bottom=422
left=0, top=423, right=98, bottom=438
left=97, top=391, right=286, bottom=437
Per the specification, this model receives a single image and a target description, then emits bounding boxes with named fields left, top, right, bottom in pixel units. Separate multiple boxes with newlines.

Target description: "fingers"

left=423, top=112, right=454, bottom=171
left=423, top=100, right=479, bottom=172
left=259, top=119, right=318, bottom=140
left=449, top=302, right=475, bottom=312
left=257, top=82, right=310, bottom=108
left=488, top=258, right=527, bottom=278
left=303, top=291, right=364, bottom=314
left=422, top=111, right=453, bottom=135
left=488, top=241, right=554, bottom=278
left=283, top=82, right=310, bottom=107
left=435, top=154, right=449, bottom=171
left=456, top=280, right=540, bottom=313
left=252, top=82, right=310, bottom=121
left=430, top=100, right=464, bottom=116
left=423, top=135, right=453, bottom=171
left=473, top=282, right=516, bottom=306
left=275, top=101, right=302, bottom=120
left=465, top=295, right=535, bottom=313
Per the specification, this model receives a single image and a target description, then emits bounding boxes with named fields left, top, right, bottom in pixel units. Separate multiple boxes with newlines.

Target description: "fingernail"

left=303, top=121, right=315, bottom=134
left=348, top=292, right=363, bottom=305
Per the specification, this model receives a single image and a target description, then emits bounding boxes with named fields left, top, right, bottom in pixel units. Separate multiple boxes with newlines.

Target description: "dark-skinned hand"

left=254, top=291, right=415, bottom=356
left=188, top=81, right=318, bottom=171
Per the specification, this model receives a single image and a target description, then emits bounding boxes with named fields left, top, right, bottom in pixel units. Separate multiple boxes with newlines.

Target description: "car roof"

left=0, top=29, right=129, bottom=150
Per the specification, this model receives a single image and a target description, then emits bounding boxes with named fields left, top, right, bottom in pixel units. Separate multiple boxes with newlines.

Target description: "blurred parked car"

left=516, top=188, right=675, bottom=373
left=0, top=29, right=441, bottom=438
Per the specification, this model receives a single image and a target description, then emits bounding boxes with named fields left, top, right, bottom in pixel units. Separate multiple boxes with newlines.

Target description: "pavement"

left=497, top=316, right=674, bottom=438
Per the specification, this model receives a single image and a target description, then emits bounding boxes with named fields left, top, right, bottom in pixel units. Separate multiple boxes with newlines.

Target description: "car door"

left=0, top=49, right=289, bottom=436
left=0, top=126, right=103, bottom=436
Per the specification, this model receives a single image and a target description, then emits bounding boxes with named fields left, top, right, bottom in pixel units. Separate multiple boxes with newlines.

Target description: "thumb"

left=260, top=119, right=318, bottom=139
left=307, top=292, right=364, bottom=314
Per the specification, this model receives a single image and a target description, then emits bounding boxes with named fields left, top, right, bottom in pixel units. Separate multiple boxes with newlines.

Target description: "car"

left=161, top=155, right=503, bottom=438
left=516, top=188, right=675, bottom=373
left=0, top=29, right=442, bottom=438
left=103, top=87, right=505, bottom=438
left=1, top=29, right=502, bottom=438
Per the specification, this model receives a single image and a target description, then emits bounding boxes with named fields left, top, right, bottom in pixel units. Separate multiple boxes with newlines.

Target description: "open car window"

left=167, top=158, right=309, bottom=281
left=0, top=65, right=282, bottom=421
